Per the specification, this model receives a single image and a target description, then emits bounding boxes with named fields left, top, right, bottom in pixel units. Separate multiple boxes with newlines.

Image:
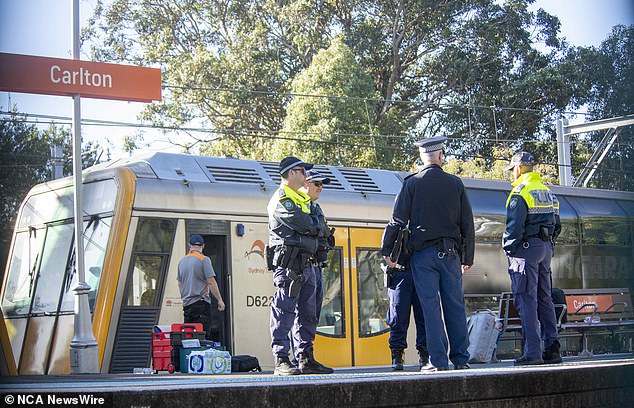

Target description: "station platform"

left=1, top=355, right=634, bottom=407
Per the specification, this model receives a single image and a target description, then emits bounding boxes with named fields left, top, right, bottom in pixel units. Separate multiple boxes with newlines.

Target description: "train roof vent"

left=260, top=161, right=282, bottom=184
left=339, top=168, right=382, bottom=193
left=206, top=165, right=264, bottom=184
left=311, top=166, right=345, bottom=190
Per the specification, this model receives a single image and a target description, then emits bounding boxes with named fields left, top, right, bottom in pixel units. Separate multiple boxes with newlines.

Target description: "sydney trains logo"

left=244, top=239, right=265, bottom=260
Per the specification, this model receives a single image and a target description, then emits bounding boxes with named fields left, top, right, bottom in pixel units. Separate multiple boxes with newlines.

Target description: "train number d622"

left=246, top=295, right=274, bottom=307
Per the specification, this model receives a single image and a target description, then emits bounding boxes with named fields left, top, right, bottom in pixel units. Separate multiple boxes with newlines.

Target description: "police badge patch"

left=282, top=199, right=295, bottom=210
left=509, top=197, right=519, bottom=209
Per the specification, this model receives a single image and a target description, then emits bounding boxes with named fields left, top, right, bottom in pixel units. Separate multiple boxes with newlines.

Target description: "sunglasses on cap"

left=309, top=181, right=323, bottom=187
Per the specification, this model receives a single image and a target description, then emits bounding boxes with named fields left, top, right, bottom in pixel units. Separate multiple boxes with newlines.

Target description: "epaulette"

left=403, top=172, right=417, bottom=180
left=513, top=183, right=525, bottom=193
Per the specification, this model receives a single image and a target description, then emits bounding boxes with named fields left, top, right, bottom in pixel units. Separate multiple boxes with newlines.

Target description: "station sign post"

left=0, top=1, right=161, bottom=374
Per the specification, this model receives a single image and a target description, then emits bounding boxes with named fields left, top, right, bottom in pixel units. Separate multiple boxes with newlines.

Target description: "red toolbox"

left=151, top=327, right=174, bottom=373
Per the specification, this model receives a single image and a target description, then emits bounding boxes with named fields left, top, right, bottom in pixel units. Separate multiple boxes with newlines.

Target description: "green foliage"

left=273, top=37, right=379, bottom=167
left=582, top=25, right=634, bottom=190
left=84, top=0, right=630, bottom=190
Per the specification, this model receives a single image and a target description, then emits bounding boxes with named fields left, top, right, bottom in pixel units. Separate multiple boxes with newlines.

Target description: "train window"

left=356, top=248, right=389, bottom=337
left=2, top=229, right=44, bottom=316
left=581, top=218, right=631, bottom=246
left=125, top=255, right=164, bottom=306
left=59, top=216, right=112, bottom=313
left=557, top=219, right=580, bottom=245
left=133, top=219, right=176, bottom=253
left=473, top=215, right=506, bottom=242
left=317, top=248, right=344, bottom=338
left=18, top=188, right=74, bottom=229
left=31, top=223, right=74, bottom=314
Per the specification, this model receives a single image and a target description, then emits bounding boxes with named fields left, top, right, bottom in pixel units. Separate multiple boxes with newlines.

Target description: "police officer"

left=268, top=156, right=333, bottom=375
left=384, top=136, right=474, bottom=371
left=299, top=169, right=334, bottom=324
left=503, top=152, right=562, bottom=365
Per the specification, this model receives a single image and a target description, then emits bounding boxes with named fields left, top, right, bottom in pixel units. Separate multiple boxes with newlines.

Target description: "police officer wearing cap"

left=299, top=169, right=335, bottom=325
left=503, top=152, right=562, bottom=365
left=384, top=136, right=474, bottom=371
left=267, top=156, right=332, bottom=375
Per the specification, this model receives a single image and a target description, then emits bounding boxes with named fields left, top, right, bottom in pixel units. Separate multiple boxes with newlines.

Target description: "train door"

left=314, top=227, right=390, bottom=367
left=199, top=234, right=230, bottom=349
left=349, top=228, right=390, bottom=365
left=109, top=218, right=176, bottom=373
left=314, top=228, right=352, bottom=366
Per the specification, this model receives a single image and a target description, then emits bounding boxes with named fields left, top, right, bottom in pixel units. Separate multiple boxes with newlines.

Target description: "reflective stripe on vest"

left=506, top=172, right=555, bottom=214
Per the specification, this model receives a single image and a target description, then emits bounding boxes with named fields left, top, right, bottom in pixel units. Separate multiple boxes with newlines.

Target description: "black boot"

left=542, top=342, right=563, bottom=364
left=274, top=356, right=300, bottom=376
left=416, top=347, right=432, bottom=371
left=298, top=348, right=334, bottom=374
left=391, top=349, right=404, bottom=371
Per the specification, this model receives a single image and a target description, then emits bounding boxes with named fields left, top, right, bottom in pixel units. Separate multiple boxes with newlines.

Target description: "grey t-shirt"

left=177, top=250, right=216, bottom=307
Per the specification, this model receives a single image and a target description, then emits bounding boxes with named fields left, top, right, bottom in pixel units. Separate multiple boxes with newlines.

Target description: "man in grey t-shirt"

left=177, top=234, right=225, bottom=340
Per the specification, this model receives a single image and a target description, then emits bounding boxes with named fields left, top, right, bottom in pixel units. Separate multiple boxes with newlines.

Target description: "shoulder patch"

left=513, top=183, right=525, bottom=193
left=509, top=197, right=519, bottom=209
left=280, top=198, right=295, bottom=210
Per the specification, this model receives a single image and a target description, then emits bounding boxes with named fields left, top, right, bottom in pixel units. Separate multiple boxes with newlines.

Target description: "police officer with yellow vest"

left=267, top=156, right=333, bottom=375
left=503, top=152, right=562, bottom=365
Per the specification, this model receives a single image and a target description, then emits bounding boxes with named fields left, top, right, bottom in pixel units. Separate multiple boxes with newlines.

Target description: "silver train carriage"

left=1, top=152, right=633, bottom=374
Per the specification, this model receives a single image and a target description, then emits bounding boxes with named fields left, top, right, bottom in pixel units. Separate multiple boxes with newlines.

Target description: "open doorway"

left=198, top=234, right=231, bottom=351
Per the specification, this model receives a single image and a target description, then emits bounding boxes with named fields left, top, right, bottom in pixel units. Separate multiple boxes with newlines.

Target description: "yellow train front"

left=2, top=153, right=633, bottom=374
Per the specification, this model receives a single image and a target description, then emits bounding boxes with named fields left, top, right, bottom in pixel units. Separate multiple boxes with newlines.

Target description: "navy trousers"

left=507, top=237, right=559, bottom=358
left=270, top=263, right=317, bottom=358
left=387, top=269, right=426, bottom=350
left=291, top=265, right=323, bottom=358
left=411, top=247, right=470, bottom=368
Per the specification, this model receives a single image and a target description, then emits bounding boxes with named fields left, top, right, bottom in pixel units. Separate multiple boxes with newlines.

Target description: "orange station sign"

left=0, top=53, right=161, bottom=102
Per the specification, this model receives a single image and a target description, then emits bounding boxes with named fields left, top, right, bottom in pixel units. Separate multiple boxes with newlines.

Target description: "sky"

left=1, top=0, right=633, bottom=161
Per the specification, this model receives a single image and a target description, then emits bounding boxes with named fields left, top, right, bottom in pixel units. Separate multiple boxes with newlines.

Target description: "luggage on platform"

left=466, top=309, right=503, bottom=363
left=231, top=355, right=262, bottom=372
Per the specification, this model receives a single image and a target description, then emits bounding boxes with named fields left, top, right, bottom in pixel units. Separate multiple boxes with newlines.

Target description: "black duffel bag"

left=231, top=355, right=262, bottom=372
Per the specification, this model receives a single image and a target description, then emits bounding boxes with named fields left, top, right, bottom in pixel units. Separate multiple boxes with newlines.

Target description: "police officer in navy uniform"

left=299, top=169, right=334, bottom=325
left=380, top=236, right=429, bottom=371
left=503, top=152, right=562, bottom=365
left=268, top=156, right=333, bottom=375
left=384, top=136, right=474, bottom=371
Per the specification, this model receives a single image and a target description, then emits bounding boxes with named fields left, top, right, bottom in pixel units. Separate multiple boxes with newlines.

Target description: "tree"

left=581, top=25, right=634, bottom=190
left=86, top=0, right=598, bottom=174
left=273, top=37, right=379, bottom=167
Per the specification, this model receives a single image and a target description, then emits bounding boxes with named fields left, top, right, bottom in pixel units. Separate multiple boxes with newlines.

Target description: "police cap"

left=414, top=136, right=447, bottom=153
left=505, top=151, right=536, bottom=171
left=189, top=234, right=205, bottom=246
left=279, top=156, right=313, bottom=175
left=305, top=169, right=331, bottom=184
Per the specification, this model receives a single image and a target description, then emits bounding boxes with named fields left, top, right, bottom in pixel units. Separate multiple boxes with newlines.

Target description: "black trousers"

left=183, top=299, right=212, bottom=340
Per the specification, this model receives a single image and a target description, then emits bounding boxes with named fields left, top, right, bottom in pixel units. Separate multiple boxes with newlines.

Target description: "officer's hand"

left=217, top=299, right=226, bottom=311
left=461, top=264, right=471, bottom=274
left=384, top=256, right=397, bottom=268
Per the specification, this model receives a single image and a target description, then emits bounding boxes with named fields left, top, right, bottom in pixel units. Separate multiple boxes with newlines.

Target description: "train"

left=1, top=152, right=633, bottom=374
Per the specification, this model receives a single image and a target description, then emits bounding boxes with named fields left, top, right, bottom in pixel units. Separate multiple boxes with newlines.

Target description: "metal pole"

left=556, top=119, right=573, bottom=186
left=69, top=0, right=99, bottom=374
